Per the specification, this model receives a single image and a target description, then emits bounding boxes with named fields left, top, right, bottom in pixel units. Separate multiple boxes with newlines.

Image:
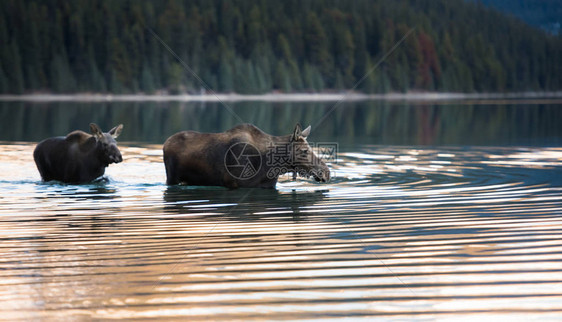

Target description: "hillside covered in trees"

left=1, top=0, right=562, bottom=94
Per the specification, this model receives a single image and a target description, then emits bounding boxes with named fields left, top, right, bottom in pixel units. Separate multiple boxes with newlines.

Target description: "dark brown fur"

left=163, top=123, right=330, bottom=188
left=33, top=124, right=123, bottom=184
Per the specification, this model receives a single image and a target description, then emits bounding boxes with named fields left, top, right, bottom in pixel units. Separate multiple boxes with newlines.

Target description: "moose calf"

left=33, top=123, right=123, bottom=184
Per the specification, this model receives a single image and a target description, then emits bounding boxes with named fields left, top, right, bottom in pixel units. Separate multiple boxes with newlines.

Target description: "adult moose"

left=33, top=123, right=124, bottom=184
left=163, top=123, right=330, bottom=188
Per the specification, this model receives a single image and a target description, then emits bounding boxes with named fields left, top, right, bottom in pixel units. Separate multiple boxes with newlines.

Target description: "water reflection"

left=35, top=182, right=118, bottom=200
left=163, top=186, right=326, bottom=221
left=1, top=100, right=561, bottom=146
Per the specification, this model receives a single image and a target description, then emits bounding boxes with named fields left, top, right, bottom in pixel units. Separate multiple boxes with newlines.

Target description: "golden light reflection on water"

left=0, top=143, right=562, bottom=320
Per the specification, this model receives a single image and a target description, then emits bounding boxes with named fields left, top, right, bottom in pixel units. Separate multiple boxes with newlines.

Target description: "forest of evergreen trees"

left=1, top=0, right=562, bottom=95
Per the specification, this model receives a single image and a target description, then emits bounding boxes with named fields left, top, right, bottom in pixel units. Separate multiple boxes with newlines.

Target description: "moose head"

left=89, top=123, right=123, bottom=165
left=288, top=123, right=330, bottom=183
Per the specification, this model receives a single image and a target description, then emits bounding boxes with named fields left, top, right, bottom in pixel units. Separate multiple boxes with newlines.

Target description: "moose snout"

left=312, top=165, right=330, bottom=183
left=319, top=168, right=330, bottom=182
left=321, top=168, right=330, bottom=182
left=108, top=150, right=123, bottom=164
left=106, top=144, right=123, bottom=164
left=111, top=153, right=123, bottom=163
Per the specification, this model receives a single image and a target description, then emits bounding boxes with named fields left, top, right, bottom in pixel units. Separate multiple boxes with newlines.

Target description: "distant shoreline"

left=1, top=92, right=562, bottom=102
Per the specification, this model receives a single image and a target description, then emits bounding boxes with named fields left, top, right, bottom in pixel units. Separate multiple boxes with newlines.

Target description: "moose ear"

left=109, top=124, right=123, bottom=139
left=89, top=123, right=103, bottom=139
left=291, top=123, right=302, bottom=142
left=301, top=125, right=311, bottom=138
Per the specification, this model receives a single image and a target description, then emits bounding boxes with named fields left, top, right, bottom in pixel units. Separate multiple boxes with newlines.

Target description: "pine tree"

left=4, top=41, right=25, bottom=94
left=218, top=58, right=234, bottom=93
left=304, top=12, right=333, bottom=86
left=50, top=52, right=77, bottom=93
left=110, top=69, right=124, bottom=94
left=0, top=65, right=8, bottom=93
left=140, top=63, right=155, bottom=94
left=274, top=61, right=291, bottom=92
left=167, top=62, right=184, bottom=94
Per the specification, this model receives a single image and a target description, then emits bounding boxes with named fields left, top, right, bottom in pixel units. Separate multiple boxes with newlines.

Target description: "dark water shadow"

left=33, top=177, right=119, bottom=201
left=163, top=185, right=327, bottom=222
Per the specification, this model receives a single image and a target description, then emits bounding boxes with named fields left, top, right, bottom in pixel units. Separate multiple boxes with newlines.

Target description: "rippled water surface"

left=1, top=140, right=562, bottom=320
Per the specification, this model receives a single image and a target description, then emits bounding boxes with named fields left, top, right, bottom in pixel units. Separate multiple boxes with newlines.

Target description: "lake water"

left=1, top=99, right=562, bottom=320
